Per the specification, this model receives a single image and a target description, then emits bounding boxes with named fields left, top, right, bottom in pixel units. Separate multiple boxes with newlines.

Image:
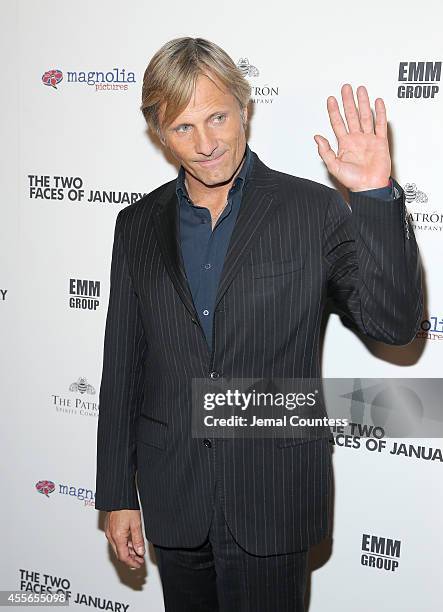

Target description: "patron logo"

left=361, top=533, right=401, bottom=572
left=237, top=58, right=260, bottom=77
left=402, top=180, right=443, bottom=233
left=237, top=57, right=279, bottom=104
left=51, top=376, right=98, bottom=418
left=404, top=182, right=428, bottom=204
left=42, top=67, right=136, bottom=92
left=69, top=377, right=96, bottom=395
left=398, top=61, right=441, bottom=99
left=69, top=278, right=100, bottom=310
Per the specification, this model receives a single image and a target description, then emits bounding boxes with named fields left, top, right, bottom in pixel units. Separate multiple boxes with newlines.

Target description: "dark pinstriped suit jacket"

left=95, top=149, right=423, bottom=555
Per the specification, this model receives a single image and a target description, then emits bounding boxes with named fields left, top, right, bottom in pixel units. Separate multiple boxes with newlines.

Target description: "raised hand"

left=314, top=84, right=391, bottom=192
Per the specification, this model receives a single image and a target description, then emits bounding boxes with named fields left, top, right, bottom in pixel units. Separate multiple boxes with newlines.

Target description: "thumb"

left=313, top=135, right=337, bottom=173
left=134, top=541, right=145, bottom=556
left=130, top=524, right=145, bottom=556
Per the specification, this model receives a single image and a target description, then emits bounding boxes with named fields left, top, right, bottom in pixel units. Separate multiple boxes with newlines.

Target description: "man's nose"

left=193, top=127, right=218, bottom=157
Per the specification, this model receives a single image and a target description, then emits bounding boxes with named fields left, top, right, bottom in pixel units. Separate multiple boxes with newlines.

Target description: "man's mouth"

left=195, top=151, right=227, bottom=167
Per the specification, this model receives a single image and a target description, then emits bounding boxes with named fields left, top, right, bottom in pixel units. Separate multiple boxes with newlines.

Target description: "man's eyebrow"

left=208, top=110, right=228, bottom=118
left=170, top=110, right=229, bottom=129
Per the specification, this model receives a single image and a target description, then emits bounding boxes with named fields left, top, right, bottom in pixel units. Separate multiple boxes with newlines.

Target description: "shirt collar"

left=176, top=143, right=253, bottom=203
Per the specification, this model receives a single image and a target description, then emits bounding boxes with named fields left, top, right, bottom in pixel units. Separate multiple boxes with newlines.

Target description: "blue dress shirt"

left=177, top=144, right=253, bottom=351
left=177, top=144, right=394, bottom=351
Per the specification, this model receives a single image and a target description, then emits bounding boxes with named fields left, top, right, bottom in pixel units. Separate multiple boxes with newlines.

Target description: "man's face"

left=160, top=73, right=248, bottom=188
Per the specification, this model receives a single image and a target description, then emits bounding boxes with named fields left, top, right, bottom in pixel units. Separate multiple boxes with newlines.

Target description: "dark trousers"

left=153, top=493, right=309, bottom=612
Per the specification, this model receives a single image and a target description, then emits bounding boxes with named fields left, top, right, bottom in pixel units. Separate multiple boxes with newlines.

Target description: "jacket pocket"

left=137, top=414, right=168, bottom=450
left=250, top=258, right=305, bottom=278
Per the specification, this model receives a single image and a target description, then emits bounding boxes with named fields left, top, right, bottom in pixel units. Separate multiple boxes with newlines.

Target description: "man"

left=95, top=37, right=423, bottom=611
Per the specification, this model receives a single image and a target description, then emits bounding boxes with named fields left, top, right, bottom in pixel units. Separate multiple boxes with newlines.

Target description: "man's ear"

left=158, top=127, right=166, bottom=147
left=241, top=106, right=248, bottom=129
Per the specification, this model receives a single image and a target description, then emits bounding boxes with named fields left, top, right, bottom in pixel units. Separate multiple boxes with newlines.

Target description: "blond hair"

left=140, top=37, right=251, bottom=138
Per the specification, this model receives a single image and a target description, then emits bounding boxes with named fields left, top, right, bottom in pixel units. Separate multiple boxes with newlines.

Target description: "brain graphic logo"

left=42, top=69, right=63, bottom=89
left=36, top=479, right=56, bottom=497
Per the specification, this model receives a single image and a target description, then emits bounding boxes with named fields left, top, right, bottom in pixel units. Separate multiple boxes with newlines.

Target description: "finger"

left=326, top=96, right=348, bottom=140
left=356, top=85, right=373, bottom=134
left=313, top=135, right=338, bottom=174
left=130, top=523, right=146, bottom=557
left=128, top=541, right=145, bottom=563
left=374, top=97, right=388, bottom=139
left=114, top=533, right=142, bottom=568
left=341, top=83, right=362, bottom=133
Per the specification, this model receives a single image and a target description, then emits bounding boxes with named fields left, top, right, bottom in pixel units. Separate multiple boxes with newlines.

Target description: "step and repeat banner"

left=2, top=0, right=442, bottom=610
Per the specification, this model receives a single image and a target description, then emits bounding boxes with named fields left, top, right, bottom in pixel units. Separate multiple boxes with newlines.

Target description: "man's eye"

left=213, top=114, right=226, bottom=123
left=176, top=125, right=191, bottom=133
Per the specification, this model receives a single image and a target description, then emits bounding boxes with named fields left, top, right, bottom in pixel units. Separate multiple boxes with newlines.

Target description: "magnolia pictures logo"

left=51, top=375, right=98, bottom=418
left=417, top=316, right=443, bottom=341
left=35, top=479, right=95, bottom=506
left=42, top=69, right=63, bottom=89
left=237, top=57, right=279, bottom=104
left=35, top=480, right=55, bottom=497
left=41, top=67, right=136, bottom=92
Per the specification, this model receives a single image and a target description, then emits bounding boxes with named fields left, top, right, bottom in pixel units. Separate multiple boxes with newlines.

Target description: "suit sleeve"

left=95, top=211, right=148, bottom=511
left=322, top=179, right=424, bottom=345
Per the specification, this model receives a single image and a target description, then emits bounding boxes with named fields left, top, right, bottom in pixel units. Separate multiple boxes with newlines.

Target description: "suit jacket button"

left=210, top=371, right=220, bottom=379
left=203, top=439, right=212, bottom=448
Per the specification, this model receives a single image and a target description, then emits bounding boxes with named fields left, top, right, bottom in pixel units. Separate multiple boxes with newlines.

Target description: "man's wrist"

left=349, top=178, right=395, bottom=201
left=349, top=178, right=391, bottom=192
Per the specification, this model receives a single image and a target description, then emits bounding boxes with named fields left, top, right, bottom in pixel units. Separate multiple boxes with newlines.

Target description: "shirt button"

left=203, top=439, right=212, bottom=448
left=204, top=263, right=211, bottom=269
left=209, top=371, right=220, bottom=379
left=202, top=309, right=209, bottom=316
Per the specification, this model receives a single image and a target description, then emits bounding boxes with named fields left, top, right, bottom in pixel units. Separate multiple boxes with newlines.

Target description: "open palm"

left=314, top=84, right=391, bottom=191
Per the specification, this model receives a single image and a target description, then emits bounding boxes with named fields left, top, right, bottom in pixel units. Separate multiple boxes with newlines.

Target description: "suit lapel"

left=152, top=151, right=282, bottom=321
left=152, top=180, right=200, bottom=321
left=214, top=154, right=280, bottom=309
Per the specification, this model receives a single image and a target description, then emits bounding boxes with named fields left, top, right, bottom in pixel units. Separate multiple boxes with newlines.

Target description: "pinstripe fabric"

left=153, top=491, right=309, bottom=611
left=95, top=150, right=423, bottom=555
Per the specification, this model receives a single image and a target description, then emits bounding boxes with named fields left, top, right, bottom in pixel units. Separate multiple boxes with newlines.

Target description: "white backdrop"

left=2, top=0, right=442, bottom=610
